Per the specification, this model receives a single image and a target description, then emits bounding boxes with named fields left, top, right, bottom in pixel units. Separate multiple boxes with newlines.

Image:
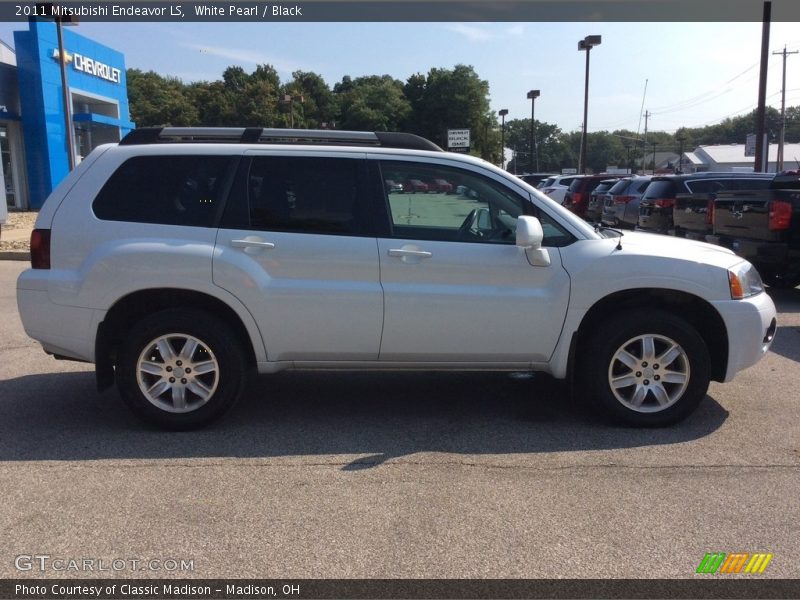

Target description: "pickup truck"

left=708, top=170, right=800, bottom=288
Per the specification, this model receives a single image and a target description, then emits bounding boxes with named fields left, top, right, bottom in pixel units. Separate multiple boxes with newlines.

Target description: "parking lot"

left=1, top=259, right=799, bottom=579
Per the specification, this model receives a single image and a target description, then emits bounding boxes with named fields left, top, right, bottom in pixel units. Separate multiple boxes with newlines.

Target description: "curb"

left=0, top=251, right=30, bottom=261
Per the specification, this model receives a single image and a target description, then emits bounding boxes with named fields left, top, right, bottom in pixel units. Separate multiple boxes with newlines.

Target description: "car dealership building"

left=1, top=19, right=134, bottom=210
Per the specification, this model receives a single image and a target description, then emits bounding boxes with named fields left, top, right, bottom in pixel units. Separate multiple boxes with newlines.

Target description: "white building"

left=681, top=143, right=800, bottom=173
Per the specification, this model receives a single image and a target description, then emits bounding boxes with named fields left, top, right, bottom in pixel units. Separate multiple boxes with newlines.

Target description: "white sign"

left=745, top=133, right=756, bottom=157
left=562, top=168, right=578, bottom=175
left=447, top=129, right=470, bottom=149
left=52, top=49, right=121, bottom=84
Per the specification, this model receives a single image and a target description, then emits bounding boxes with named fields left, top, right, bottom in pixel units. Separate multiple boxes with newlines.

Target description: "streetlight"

left=676, top=133, right=686, bottom=174
left=498, top=108, right=509, bottom=169
left=577, top=34, right=601, bottom=174
left=39, top=3, right=78, bottom=170
left=527, top=90, right=540, bottom=172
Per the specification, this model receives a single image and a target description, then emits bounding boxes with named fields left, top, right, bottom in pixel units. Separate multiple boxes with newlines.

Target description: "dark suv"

left=638, top=172, right=775, bottom=234
left=563, top=174, right=625, bottom=220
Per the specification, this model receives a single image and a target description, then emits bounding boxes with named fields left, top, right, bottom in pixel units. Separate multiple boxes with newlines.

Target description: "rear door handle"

left=231, top=238, right=275, bottom=250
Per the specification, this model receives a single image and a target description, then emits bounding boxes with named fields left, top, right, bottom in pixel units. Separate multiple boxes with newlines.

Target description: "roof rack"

left=119, top=127, right=444, bottom=152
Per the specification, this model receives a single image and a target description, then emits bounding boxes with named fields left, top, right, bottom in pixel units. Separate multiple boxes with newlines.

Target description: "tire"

left=581, top=309, right=710, bottom=427
left=116, top=309, right=249, bottom=430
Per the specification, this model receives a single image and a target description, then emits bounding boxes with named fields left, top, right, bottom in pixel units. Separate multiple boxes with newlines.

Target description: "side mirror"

left=516, top=215, right=550, bottom=267
left=516, top=215, right=544, bottom=249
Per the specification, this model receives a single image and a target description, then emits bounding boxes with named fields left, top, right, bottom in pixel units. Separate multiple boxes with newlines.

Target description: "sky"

left=1, top=16, right=799, bottom=136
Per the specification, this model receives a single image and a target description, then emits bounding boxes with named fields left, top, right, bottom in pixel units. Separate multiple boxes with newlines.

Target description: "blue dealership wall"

left=14, top=20, right=134, bottom=208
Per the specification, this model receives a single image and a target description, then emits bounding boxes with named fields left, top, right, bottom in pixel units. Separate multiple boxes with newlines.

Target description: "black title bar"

left=2, top=1, right=800, bottom=22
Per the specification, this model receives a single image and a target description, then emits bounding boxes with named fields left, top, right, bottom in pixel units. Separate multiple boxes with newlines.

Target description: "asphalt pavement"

left=1, top=261, right=799, bottom=580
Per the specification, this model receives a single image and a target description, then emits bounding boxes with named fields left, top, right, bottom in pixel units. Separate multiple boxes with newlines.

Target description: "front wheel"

left=116, top=309, right=249, bottom=430
left=582, top=310, right=710, bottom=426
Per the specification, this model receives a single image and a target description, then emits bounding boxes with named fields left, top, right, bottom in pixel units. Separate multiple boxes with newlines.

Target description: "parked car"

left=707, top=170, right=800, bottom=288
left=518, top=173, right=556, bottom=188
left=17, top=127, right=776, bottom=430
left=540, top=175, right=579, bottom=203
left=586, top=179, right=620, bottom=223
left=639, top=172, right=773, bottom=234
left=428, top=178, right=454, bottom=194
left=385, top=179, right=404, bottom=193
left=601, top=176, right=653, bottom=229
left=404, top=178, right=429, bottom=193
left=672, top=175, right=772, bottom=241
left=564, top=174, right=624, bottom=220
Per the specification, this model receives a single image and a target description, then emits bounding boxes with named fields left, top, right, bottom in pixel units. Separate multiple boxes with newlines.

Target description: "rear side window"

left=93, top=155, right=233, bottom=227
left=608, top=179, right=630, bottom=194
left=245, top=156, right=365, bottom=235
left=568, top=178, right=583, bottom=192
left=643, top=180, right=677, bottom=199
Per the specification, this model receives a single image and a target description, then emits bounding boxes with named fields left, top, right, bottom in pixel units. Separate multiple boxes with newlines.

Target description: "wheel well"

left=574, top=289, right=729, bottom=382
left=96, top=289, right=257, bottom=390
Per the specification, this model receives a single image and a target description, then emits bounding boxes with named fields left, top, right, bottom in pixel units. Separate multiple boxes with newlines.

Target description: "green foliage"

left=126, top=64, right=800, bottom=173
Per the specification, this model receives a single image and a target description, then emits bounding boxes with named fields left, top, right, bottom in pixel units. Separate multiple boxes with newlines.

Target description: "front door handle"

left=388, top=249, right=432, bottom=259
left=388, top=246, right=432, bottom=264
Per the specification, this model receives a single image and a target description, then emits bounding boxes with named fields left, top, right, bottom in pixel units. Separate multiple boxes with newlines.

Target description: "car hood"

left=604, top=230, right=742, bottom=268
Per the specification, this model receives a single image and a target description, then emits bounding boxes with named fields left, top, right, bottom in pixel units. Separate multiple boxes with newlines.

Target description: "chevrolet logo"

left=51, top=48, right=74, bottom=64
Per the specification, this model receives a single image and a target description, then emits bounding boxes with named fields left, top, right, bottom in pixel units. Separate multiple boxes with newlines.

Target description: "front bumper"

left=711, top=291, right=777, bottom=382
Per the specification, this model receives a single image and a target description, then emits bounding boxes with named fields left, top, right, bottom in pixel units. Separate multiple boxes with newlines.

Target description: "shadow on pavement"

left=0, top=370, right=729, bottom=467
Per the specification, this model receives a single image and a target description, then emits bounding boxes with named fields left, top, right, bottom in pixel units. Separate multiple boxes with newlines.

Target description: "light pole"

left=577, top=35, right=601, bottom=174
left=499, top=108, right=509, bottom=169
left=527, top=90, right=540, bottom=172
left=676, top=133, right=686, bottom=174
left=281, top=94, right=305, bottom=128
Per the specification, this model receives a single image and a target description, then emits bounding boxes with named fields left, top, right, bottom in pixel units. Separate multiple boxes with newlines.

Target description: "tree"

left=404, top=65, right=495, bottom=158
left=282, top=71, right=338, bottom=129
left=333, top=75, right=411, bottom=131
left=126, top=69, right=197, bottom=126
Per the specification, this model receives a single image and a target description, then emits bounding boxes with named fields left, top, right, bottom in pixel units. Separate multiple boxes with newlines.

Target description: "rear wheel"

left=582, top=310, right=710, bottom=426
left=116, top=309, right=248, bottom=430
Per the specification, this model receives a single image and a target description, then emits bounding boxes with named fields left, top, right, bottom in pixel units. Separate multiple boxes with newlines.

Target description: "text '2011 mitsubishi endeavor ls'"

left=17, top=128, right=777, bottom=429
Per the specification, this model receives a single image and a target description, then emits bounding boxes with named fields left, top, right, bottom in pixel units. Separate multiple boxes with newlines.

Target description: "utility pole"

left=772, top=45, right=798, bottom=171
left=641, top=110, right=650, bottom=174
left=754, top=1, right=771, bottom=172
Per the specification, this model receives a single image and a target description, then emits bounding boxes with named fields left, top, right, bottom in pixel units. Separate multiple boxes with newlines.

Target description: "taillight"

left=613, top=195, right=634, bottom=204
left=705, top=199, right=715, bottom=226
left=30, top=229, right=51, bottom=269
left=769, top=200, right=792, bottom=230
left=654, top=198, right=675, bottom=209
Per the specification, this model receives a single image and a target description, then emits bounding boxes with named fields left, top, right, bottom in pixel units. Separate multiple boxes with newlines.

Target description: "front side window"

left=93, top=155, right=233, bottom=227
left=246, top=156, right=364, bottom=235
left=379, top=161, right=524, bottom=244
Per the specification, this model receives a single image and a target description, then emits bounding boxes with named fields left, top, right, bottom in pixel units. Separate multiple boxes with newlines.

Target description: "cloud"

left=445, top=24, right=495, bottom=42
left=445, top=23, right=525, bottom=43
left=178, top=42, right=304, bottom=74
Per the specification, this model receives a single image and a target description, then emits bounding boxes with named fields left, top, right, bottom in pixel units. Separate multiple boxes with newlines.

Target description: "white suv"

left=17, top=128, right=777, bottom=429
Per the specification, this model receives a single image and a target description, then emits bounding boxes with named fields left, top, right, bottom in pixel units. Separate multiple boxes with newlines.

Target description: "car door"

left=373, top=158, right=571, bottom=365
left=213, top=151, right=383, bottom=362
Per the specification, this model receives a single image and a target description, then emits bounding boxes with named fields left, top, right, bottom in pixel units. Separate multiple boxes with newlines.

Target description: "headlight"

left=728, top=262, right=764, bottom=299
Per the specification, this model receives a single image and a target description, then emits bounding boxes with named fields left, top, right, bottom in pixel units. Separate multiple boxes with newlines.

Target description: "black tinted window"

left=643, top=180, right=677, bottom=199
left=608, top=179, right=630, bottom=194
left=93, top=156, right=233, bottom=227
left=568, top=178, right=584, bottom=192
left=246, top=156, right=363, bottom=235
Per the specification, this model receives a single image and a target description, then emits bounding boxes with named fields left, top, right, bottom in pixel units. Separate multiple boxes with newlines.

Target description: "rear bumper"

left=16, top=271, right=101, bottom=362
left=711, top=291, right=777, bottom=382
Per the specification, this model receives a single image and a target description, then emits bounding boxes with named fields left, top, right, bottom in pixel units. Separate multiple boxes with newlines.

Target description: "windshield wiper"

left=594, top=224, right=624, bottom=250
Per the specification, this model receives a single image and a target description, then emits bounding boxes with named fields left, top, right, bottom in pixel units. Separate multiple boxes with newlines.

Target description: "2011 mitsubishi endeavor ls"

left=16, top=128, right=777, bottom=429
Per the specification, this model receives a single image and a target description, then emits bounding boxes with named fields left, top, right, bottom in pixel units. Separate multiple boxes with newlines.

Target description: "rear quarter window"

left=93, top=155, right=233, bottom=227
left=643, top=180, right=677, bottom=199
